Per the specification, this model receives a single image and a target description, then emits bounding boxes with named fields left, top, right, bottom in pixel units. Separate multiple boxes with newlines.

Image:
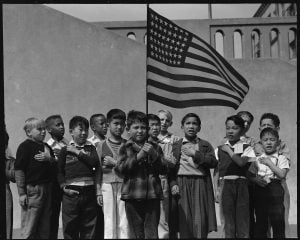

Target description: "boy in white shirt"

left=252, top=127, right=289, bottom=238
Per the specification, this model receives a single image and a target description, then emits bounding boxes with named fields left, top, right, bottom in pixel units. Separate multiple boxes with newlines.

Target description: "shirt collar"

left=261, top=152, right=279, bottom=159
left=224, top=139, right=245, bottom=148
left=182, top=137, right=200, bottom=144
left=158, top=132, right=172, bottom=140
left=48, top=137, right=68, bottom=146
left=69, top=139, right=92, bottom=147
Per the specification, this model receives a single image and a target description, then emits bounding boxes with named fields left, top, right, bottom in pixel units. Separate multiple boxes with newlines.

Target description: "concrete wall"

left=3, top=4, right=297, bottom=229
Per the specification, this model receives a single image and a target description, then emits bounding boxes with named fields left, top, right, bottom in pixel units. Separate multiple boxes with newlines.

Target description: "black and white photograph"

left=1, top=2, right=297, bottom=239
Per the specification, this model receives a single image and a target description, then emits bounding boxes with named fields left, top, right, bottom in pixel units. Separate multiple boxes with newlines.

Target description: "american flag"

left=147, top=8, right=249, bottom=109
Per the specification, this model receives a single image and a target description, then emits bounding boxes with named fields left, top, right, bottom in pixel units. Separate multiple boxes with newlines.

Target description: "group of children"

left=4, top=109, right=291, bottom=239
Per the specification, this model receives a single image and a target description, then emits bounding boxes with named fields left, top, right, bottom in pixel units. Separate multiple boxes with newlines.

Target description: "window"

left=270, top=28, right=279, bottom=58
left=288, top=28, right=297, bottom=59
left=215, top=31, right=224, bottom=56
left=127, top=32, right=136, bottom=41
left=234, top=30, right=243, bottom=59
left=251, top=29, right=261, bottom=58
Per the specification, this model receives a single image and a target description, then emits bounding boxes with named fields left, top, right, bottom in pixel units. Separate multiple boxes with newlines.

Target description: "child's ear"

left=169, top=121, right=173, bottom=127
left=26, top=129, right=31, bottom=137
left=197, top=125, right=201, bottom=132
left=276, top=126, right=280, bottom=132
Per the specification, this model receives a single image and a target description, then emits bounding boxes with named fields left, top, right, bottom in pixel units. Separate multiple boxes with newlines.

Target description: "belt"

left=65, top=185, right=95, bottom=194
left=269, top=178, right=281, bottom=183
left=220, top=175, right=246, bottom=180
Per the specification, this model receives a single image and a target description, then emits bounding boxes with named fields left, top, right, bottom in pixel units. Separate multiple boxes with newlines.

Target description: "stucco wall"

left=3, top=4, right=297, bottom=229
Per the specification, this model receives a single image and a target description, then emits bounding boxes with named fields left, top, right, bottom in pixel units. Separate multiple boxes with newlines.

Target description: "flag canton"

left=148, top=10, right=192, bottom=67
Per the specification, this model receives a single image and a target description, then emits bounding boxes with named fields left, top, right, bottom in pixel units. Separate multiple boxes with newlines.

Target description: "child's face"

left=261, top=132, right=278, bottom=154
left=148, top=119, right=161, bottom=139
left=226, top=120, right=243, bottom=142
left=108, top=118, right=125, bottom=138
left=259, top=118, right=277, bottom=131
left=48, top=118, right=65, bottom=139
left=92, top=116, right=107, bottom=136
left=70, top=123, right=89, bottom=145
left=240, top=114, right=252, bottom=133
left=158, top=112, right=172, bottom=133
left=181, top=117, right=200, bottom=138
left=28, top=120, right=46, bottom=142
left=128, top=121, right=147, bottom=143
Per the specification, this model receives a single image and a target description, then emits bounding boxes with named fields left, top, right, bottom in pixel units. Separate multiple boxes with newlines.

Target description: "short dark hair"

left=260, top=113, right=280, bottom=127
left=237, top=111, right=254, bottom=124
left=45, top=115, right=63, bottom=128
left=126, top=110, right=148, bottom=129
left=181, top=113, right=201, bottom=126
left=147, top=114, right=161, bottom=124
left=107, top=109, right=126, bottom=123
left=260, top=127, right=279, bottom=139
left=90, top=113, right=106, bottom=126
left=69, top=116, right=89, bottom=130
left=225, top=115, right=245, bottom=129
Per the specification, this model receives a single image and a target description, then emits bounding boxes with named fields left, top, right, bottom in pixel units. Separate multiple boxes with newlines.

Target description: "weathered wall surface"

left=3, top=4, right=296, bottom=229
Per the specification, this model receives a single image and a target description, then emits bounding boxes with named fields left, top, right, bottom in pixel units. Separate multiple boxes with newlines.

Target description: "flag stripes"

left=147, top=93, right=240, bottom=109
left=147, top=80, right=242, bottom=102
left=147, top=71, right=241, bottom=97
left=147, top=59, right=235, bottom=91
left=147, top=8, right=249, bottom=109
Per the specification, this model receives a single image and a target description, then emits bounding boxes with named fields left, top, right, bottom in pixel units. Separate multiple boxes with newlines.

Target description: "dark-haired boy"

left=46, top=114, right=68, bottom=239
left=88, top=114, right=107, bottom=146
left=253, top=127, right=289, bottom=238
left=115, top=110, right=168, bottom=239
left=95, top=109, right=129, bottom=239
left=88, top=113, right=107, bottom=238
left=57, top=116, right=100, bottom=239
left=253, top=113, right=291, bottom=237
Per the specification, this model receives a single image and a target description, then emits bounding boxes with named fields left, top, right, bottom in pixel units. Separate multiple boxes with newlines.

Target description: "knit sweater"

left=57, top=142, right=99, bottom=188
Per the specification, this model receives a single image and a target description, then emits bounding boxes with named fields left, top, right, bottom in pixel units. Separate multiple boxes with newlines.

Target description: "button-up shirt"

left=256, top=152, right=289, bottom=179
left=215, top=140, right=255, bottom=161
left=88, top=135, right=105, bottom=147
left=47, top=137, right=68, bottom=160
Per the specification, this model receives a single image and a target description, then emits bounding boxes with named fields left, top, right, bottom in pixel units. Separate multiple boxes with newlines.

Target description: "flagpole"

left=146, top=3, right=149, bottom=115
left=208, top=4, right=212, bottom=19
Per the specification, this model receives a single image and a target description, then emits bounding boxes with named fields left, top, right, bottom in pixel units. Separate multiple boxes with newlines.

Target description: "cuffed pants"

left=125, top=199, right=160, bottom=239
left=254, top=180, right=285, bottom=238
left=102, top=182, right=129, bottom=239
left=50, top=180, right=62, bottom=239
left=21, top=182, right=52, bottom=239
left=6, top=183, right=13, bottom=239
left=158, top=177, right=169, bottom=239
left=62, top=185, right=98, bottom=239
left=221, top=178, right=249, bottom=238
